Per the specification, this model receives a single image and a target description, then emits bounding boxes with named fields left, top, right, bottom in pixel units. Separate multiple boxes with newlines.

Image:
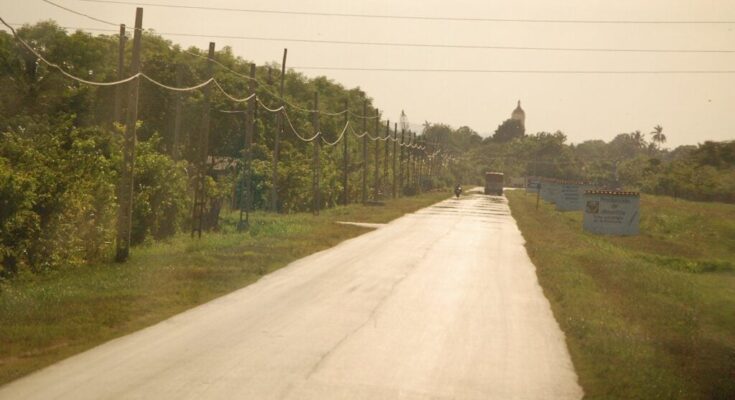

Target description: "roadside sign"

left=583, top=190, right=640, bottom=236
left=556, top=182, right=595, bottom=211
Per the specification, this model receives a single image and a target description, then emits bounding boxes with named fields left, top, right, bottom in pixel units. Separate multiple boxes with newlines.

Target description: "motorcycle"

left=454, top=185, right=462, bottom=198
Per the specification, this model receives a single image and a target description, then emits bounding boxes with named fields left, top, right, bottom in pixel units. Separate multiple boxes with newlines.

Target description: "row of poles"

left=92, top=8, right=455, bottom=262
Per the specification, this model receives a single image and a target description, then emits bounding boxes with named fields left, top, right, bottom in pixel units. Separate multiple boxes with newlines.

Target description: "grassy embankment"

left=0, top=190, right=450, bottom=385
left=506, top=191, right=735, bottom=399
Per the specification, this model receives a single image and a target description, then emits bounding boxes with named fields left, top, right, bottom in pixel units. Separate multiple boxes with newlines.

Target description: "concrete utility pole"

left=392, top=123, right=397, bottom=198
left=191, top=42, right=215, bottom=238
left=373, top=112, right=380, bottom=200
left=115, top=8, right=142, bottom=262
left=239, top=63, right=256, bottom=230
left=270, top=48, right=287, bottom=212
left=383, top=120, right=390, bottom=187
left=312, top=92, right=321, bottom=215
left=399, top=129, right=404, bottom=196
left=171, top=64, right=183, bottom=160
left=361, top=99, right=368, bottom=204
left=113, top=23, right=126, bottom=125
left=342, top=99, right=349, bottom=205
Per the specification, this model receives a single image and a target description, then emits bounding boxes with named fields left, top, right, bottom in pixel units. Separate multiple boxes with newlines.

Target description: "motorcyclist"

left=454, top=184, right=462, bottom=198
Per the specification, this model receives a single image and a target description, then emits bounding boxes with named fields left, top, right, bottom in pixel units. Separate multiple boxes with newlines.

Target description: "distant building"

left=511, top=100, right=525, bottom=127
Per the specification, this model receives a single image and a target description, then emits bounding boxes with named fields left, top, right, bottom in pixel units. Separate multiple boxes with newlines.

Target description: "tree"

left=650, top=125, right=666, bottom=150
left=492, top=118, right=525, bottom=142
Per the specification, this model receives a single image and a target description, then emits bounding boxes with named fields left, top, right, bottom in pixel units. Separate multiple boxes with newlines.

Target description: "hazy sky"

left=4, top=0, right=735, bottom=147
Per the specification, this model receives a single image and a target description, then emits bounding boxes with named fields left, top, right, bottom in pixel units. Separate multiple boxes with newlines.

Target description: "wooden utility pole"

left=191, top=42, right=215, bottom=238
left=171, top=64, right=183, bottom=160
left=392, top=123, right=397, bottom=198
left=417, top=138, right=423, bottom=193
left=361, top=99, right=368, bottom=204
left=408, top=133, right=413, bottom=188
left=383, top=120, right=389, bottom=193
left=312, top=92, right=321, bottom=215
left=373, top=112, right=380, bottom=200
left=239, top=63, right=256, bottom=230
left=399, top=128, right=404, bottom=196
left=115, top=8, right=142, bottom=262
left=270, top=48, right=287, bottom=212
left=342, top=99, right=349, bottom=205
left=113, top=24, right=126, bottom=125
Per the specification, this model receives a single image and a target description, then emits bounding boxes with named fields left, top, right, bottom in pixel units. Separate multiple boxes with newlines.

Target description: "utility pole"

left=113, top=23, right=126, bottom=125
left=115, top=8, right=142, bottom=262
left=407, top=132, right=412, bottom=190
left=392, top=122, right=397, bottom=198
left=312, top=91, right=321, bottom=215
left=383, top=120, right=389, bottom=193
left=171, top=63, right=183, bottom=160
left=342, top=99, right=349, bottom=205
left=239, top=63, right=256, bottom=230
left=361, top=99, right=368, bottom=204
left=270, top=48, right=287, bottom=212
left=399, top=128, right=404, bottom=196
left=191, top=42, right=215, bottom=238
left=373, top=112, right=380, bottom=200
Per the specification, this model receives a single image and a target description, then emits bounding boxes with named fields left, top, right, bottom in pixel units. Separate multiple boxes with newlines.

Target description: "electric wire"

left=41, top=0, right=120, bottom=27
left=292, top=66, right=735, bottom=74
left=73, top=0, right=735, bottom=24
left=320, top=120, right=350, bottom=146
left=283, top=111, right=320, bottom=142
left=12, top=23, right=730, bottom=54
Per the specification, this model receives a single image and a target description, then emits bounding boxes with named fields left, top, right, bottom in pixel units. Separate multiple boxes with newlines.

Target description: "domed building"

left=511, top=100, right=525, bottom=127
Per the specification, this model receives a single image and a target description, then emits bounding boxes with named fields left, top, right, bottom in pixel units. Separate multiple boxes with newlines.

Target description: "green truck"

left=484, top=172, right=504, bottom=196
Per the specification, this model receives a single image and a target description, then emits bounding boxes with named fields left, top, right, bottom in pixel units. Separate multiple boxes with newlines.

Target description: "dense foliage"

left=463, top=126, right=734, bottom=203
left=0, top=22, right=461, bottom=276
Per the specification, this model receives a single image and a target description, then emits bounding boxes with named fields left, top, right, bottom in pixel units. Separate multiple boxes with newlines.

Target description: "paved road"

left=0, top=192, right=583, bottom=400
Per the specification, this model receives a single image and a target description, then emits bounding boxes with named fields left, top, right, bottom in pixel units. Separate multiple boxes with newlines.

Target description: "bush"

left=0, top=119, right=118, bottom=276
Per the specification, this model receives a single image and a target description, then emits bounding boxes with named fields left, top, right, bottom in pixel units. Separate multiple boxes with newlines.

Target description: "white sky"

left=3, top=0, right=735, bottom=147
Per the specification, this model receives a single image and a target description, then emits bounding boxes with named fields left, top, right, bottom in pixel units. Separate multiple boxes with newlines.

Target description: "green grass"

left=0, top=190, right=450, bottom=386
left=506, top=191, right=735, bottom=400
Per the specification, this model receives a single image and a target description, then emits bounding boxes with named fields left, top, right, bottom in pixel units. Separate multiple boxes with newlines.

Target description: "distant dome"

left=511, top=100, right=525, bottom=126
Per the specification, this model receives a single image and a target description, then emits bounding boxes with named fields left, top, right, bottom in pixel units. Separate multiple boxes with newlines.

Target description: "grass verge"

left=0, top=190, right=450, bottom=385
left=506, top=190, right=735, bottom=399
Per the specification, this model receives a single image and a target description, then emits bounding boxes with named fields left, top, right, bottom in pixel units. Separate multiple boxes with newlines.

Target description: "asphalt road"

left=0, top=192, right=583, bottom=399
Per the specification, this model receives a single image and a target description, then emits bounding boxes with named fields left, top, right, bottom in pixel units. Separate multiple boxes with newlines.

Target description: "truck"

left=484, top=172, right=504, bottom=196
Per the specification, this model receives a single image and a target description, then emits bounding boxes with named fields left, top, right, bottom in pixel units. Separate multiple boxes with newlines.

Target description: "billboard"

left=583, top=191, right=640, bottom=236
left=555, top=182, right=595, bottom=211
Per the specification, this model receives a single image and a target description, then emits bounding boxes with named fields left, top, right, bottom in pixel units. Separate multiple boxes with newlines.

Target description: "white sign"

left=556, top=184, right=595, bottom=211
left=583, top=192, right=640, bottom=236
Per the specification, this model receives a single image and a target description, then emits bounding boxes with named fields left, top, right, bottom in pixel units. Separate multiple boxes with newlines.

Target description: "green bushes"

left=0, top=122, right=192, bottom=276
left=0, top=119, right=117, bottom=276
left=131, top=135, right=189, bottom=243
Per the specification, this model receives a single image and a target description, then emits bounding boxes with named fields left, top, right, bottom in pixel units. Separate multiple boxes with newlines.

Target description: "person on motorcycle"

left=454, top=184, right=462, bottom=198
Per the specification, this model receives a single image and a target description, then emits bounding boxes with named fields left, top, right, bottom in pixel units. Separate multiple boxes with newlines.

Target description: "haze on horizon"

left=4, top=0, right=735, bottom=148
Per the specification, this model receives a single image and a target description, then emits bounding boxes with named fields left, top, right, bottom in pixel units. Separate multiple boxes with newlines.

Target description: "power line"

left=73, top=0, right=735, bottom=24
left=291, top=66, right=735, bottom=74
left=41, top=0, right=119, bottom=26
left=7, top=23, right=733, bottom=54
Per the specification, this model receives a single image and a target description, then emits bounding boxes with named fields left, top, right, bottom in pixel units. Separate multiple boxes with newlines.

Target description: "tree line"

left=463, top=115, right=734, bottom=203
left=0, top=22, right=464, bottom=277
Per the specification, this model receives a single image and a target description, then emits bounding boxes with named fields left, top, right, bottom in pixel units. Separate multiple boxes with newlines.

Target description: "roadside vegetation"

left=506, top=190, right=735, bottom=399
left=0, top=190, right=449, bottom=385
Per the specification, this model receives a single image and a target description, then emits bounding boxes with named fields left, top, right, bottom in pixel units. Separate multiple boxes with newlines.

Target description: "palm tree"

left=630, top=130, right=646, bottom=149
left=650, top=125, right=666, bottom=150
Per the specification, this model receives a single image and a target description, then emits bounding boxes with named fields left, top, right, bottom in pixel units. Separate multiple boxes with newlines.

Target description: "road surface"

left=0, top=192, right=583, bottom=399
